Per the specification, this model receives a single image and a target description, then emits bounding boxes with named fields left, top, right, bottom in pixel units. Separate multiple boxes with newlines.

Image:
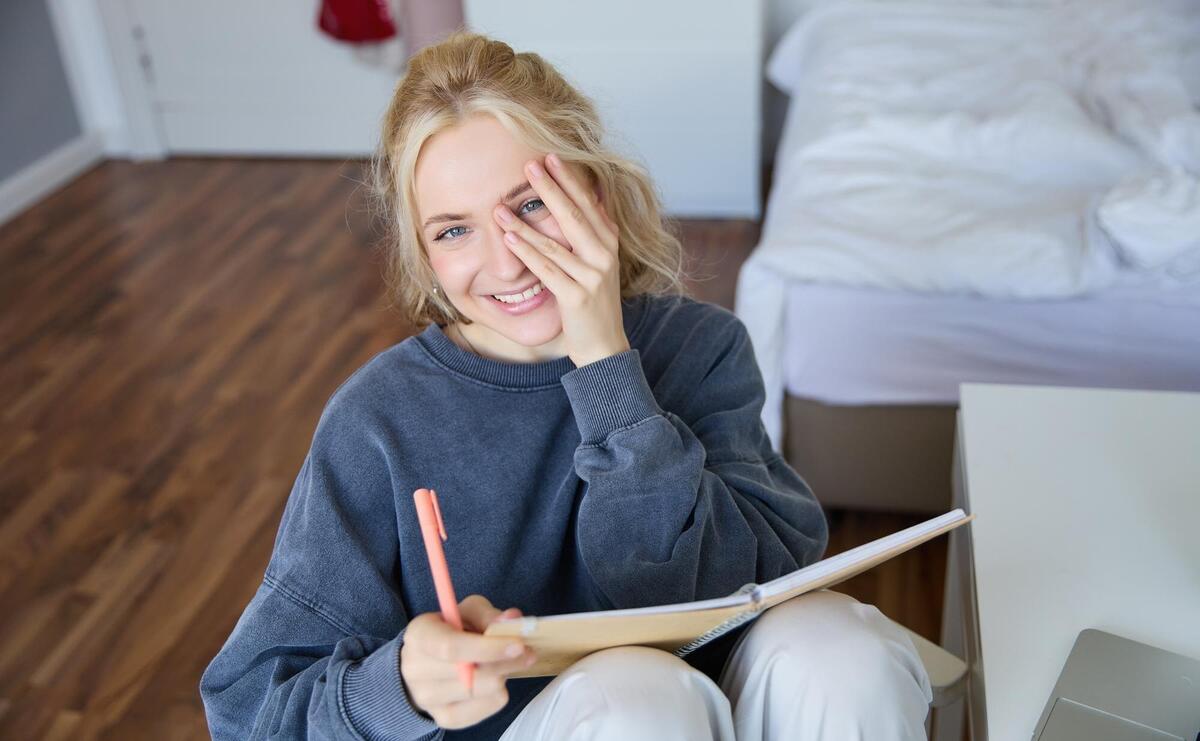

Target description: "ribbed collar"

left=415, top=294, right=649, bottom=389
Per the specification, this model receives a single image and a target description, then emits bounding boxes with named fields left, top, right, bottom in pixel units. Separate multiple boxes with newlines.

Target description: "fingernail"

left=527, top=162, right=544, bottom=179
left=547, top=153, right=561, bottom=168
left=495, top=206, right=512, bottom=222
left=506, top=643, right=524, bottom=658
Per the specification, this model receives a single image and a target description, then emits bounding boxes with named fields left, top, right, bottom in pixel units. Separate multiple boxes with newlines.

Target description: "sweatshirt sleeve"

left=560, top=311, right=829, bottom=610
left=199, top=390, right=443, bottom=741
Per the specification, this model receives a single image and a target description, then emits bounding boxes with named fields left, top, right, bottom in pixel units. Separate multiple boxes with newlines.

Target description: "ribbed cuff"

left=560, top=349, right=662, bottom=445
left=341, top=632, right=442, bottom=741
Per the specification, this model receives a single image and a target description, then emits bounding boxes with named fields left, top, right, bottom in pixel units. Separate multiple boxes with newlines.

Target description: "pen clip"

left=429, top=489, right=447, bottom=542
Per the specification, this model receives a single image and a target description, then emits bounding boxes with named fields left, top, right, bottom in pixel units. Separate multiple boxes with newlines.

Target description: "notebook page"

left=757, top=509, right=968, bottom=600
left=506, top=586, right=755, bottom=624
left=494, top=509, right=967, bottom=627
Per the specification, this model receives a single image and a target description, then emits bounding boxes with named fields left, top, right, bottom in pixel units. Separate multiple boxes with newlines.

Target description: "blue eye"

left=434, top=225, right=467, bottom=242
left=432, top=199, right=544, bottom=243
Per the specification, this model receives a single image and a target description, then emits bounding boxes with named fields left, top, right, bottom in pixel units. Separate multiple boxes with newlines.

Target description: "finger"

left=497, top=218, right=599, bottom=287
left=459, top=594, right=501, bottom=633
left=412, top=667, right=508, bottom=707
left=482, top=648, right=537, bottom=676
left=501, top=230, right=588, bottom=305
left=495, top=607, right=523, bottom=621
left=406, top=641, right=536, bottom=682
left=598, top=206, right=620, bottom=256
left=521, top=158, right=608, bottom=264
left=544, top=154, right=613, bottom=245
left=489, top=607, right=523, bottom=626
left=420, top=646, right=537, bottom=683
left=599, top=200, right=619, bottom=234
left=418, top=616, right=528, bottom=664
left=432, top=688, right=510, bottom=730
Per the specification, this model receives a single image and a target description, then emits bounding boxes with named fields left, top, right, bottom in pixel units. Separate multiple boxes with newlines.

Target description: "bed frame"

left=783, top=395, right=956, bottom=513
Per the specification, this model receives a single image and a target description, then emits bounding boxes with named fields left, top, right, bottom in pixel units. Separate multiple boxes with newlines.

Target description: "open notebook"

left=485, top=509, right=972, bottom=677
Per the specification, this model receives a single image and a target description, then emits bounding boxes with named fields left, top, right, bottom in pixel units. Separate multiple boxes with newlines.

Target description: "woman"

left=200, top=31, right=931, bottom=740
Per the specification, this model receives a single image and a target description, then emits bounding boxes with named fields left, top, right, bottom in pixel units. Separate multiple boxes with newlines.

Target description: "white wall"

left=25, top=0, right=817, bottom=204
left=0, top=0, right=106, bottom=226
left=1, top=0, right=83, bottom=178
left=465, top=0, right=764, bottom=217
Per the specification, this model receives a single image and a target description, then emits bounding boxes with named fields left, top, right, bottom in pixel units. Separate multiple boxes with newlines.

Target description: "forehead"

left=414, top=114, right=538, bottom=218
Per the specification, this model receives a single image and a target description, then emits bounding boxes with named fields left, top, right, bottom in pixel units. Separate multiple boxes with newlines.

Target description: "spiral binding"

left=672, top=583, right=762, bottom=658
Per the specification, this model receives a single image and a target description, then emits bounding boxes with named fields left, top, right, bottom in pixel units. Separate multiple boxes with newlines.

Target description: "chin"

left=500, top=313, right=563, bottom=348
left=471, top=295, right=564, bottom=349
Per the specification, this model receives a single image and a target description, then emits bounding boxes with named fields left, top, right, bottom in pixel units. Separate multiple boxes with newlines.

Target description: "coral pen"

left=413, top=487, right=474, bottom=692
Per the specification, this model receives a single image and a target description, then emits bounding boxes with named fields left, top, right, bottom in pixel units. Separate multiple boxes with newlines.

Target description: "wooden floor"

left=0, top=159, right=944, bottom=739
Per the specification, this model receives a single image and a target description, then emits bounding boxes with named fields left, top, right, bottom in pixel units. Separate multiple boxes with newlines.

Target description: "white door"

left=123, top=0, right=404, bottom=155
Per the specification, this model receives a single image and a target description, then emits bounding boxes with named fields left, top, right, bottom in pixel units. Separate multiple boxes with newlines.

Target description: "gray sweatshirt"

left=199, top=293, right=828, bottom=740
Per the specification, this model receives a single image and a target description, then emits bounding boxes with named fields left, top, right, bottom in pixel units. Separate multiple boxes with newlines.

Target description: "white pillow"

left=1098, top=168, right=1200, bottom=273
left=765, top=3, right=824, bottom=95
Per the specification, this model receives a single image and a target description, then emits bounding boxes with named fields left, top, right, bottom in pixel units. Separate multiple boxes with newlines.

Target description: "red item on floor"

left=317, top=0, right=398, bottom=43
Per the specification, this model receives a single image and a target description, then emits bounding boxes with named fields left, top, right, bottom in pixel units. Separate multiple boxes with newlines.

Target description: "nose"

left=482, top=221, right=529, bottom=281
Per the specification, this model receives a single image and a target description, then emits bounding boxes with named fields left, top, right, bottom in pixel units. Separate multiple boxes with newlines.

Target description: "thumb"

left=459, top=594, right=501, bottom=633
left=490, top=607, right=523, bottom=625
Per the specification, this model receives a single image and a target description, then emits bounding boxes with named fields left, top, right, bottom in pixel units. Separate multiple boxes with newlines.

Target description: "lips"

left=486, top=282, right=553, bottom=315
left=487, top=280, right=540, bottom=298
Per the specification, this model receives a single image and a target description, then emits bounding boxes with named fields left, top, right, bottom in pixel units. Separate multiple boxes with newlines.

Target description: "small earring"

left=432, top=283, right=440, bottom=295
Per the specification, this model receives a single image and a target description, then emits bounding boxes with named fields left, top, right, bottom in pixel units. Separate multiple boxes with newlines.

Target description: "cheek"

left=428, top=253, right=478, bottom=292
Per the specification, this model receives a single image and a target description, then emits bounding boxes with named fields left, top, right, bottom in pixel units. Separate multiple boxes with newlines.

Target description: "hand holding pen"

left=400, top=489, right=536, bottom=729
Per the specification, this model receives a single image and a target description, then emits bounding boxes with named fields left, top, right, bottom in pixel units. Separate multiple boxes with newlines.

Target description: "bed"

left=736, top=0, right=1200, bottom=512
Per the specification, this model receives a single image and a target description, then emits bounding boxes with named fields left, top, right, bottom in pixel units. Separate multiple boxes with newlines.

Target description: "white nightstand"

left=939, top=384, right=1200, bottom=740
left=464, top=0, right=763, bottom=219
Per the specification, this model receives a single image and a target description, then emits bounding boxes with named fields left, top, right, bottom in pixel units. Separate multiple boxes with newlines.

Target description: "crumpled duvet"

left=737, top=0, right=1200, bottom=451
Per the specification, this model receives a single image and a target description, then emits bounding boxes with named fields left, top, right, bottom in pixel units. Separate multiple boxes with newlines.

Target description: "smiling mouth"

left=490, top=281, right=545, bottom=303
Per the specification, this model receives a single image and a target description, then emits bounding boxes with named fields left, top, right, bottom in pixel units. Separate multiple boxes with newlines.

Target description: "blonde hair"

left=369, top=30, right=687, bottom=328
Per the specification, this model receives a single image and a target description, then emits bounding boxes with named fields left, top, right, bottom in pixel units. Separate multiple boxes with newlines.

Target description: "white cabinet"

left=942, top=384, right=1200, bottom=740
left=464, top=0, right=763, bottom=218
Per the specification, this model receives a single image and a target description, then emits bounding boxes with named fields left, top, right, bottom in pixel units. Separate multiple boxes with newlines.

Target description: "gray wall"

left=1, top=0, right=83, bottom=180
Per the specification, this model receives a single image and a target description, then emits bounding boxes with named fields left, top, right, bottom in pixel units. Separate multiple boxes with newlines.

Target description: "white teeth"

left=493, top=282, right=544, bottom=304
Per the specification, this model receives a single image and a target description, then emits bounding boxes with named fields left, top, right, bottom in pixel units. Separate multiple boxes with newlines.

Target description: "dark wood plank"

left=0, top=158, right=944, bottom=739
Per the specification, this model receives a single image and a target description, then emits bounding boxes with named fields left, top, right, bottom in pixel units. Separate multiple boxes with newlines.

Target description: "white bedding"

left=784, top=282, right=1200, bottom=406
left=737, top=0, right=1200, bottom=450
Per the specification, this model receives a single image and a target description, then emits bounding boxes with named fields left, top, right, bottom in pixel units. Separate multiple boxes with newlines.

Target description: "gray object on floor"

left=1033, top=629, right=1200, bottom=741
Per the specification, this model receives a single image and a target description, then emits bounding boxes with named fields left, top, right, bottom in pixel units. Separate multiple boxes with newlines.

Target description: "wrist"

left=398, top=641, right=433, bottom=719
left=572, top=338, right=631, bottom=368
left=561, top=348, right=661, bottom=444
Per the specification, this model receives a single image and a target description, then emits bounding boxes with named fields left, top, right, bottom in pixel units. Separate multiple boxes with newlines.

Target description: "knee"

left=565, top=645, right=690, bottom=689
left=554, top=646, right=731, bottom=738
left=737, top=591, right=932, bottom=710
left=565, top=645, right=715, bottom=702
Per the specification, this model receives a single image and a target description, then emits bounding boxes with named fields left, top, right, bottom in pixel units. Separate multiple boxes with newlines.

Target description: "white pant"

left=499, top=590, right=933, bottom=740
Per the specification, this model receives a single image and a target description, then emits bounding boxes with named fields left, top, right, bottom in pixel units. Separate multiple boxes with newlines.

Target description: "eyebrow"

left=422, top=181, right=534, bottom=229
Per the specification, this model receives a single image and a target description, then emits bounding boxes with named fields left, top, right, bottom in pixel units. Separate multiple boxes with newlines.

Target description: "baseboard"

left=0, top=131, right=106, bottom=227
